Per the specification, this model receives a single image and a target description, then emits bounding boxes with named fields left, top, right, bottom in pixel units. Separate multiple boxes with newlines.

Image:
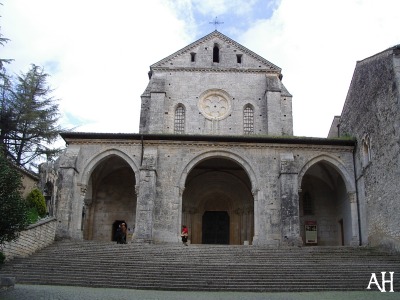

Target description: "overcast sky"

left=1, top=0, right=400, bottom=138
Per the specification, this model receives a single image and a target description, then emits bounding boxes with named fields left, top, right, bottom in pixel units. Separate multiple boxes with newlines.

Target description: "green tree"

left=0, top=64, right=62, bottom=168
left=0, top=152, right=29, bottom=245
left=0, top=29, right=13, bottom=71
left=0, top=29, right=14, bottom=157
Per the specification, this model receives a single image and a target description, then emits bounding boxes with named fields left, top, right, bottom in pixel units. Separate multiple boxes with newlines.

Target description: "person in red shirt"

left=181, top=225, right=188, bottom=246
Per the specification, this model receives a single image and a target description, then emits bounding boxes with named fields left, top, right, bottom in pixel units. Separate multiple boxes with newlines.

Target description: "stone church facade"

left=40, top=32, right=399, bottom=250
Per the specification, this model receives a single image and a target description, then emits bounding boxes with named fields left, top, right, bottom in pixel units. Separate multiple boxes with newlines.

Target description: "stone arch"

left=178, top=150, right=258, bottom=192
left=298, top=154, right=355, bottom=194
left=297, top=154, right=358, bottom=246
left=79, top=149, right=139, bottom=241
left=178, top=150, right=258, bottom=245
left=79, top=148, right=139, bottom=187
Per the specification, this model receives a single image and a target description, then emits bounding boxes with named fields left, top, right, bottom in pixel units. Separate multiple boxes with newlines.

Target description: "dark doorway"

left=112, top=220, right=127, bottom=242
left=339, top=219, right=344, bottom=246
left=202, top=211, right=229, bottom=244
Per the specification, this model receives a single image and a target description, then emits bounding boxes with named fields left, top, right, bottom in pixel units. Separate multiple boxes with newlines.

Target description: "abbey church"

left=40, top=31, right=400, bottom=251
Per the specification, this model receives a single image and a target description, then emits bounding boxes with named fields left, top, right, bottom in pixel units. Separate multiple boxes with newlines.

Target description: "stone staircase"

left=1, top=240, right=400, bottom=292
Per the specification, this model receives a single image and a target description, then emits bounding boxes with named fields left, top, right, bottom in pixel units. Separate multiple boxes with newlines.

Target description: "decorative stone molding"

left=142, top=155, right=156, bottom=170
left=178, top=186, right=185, bottom=197
left=348, top=192, right=357, bottom=203
left=251, top=188, right=259, bottom=196
left=198, top=89, right=232, bottom=120
left=134, top=185, right=140, bottom=195
left=80, top=185, right=87, bottom=197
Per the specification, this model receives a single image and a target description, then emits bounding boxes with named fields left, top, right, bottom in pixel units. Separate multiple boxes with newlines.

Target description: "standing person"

left=120, top=222, right=127, bottom=244
left=116, top=222, right=127, bottom=244
left=181, top=225, right=188, bottom=246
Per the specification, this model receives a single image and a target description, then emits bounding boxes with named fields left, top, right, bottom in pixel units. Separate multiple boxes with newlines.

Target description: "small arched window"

left=174, top=105, right=185, bottom=134
left=243, top=105, right=254, bottom=134
left=362, top=135, right=371, bottom=167
left=213, top=44, right=219, bottom=63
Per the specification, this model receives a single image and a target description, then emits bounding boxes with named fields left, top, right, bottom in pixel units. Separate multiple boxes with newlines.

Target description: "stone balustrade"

left=1, top=217, right=57, bottom=261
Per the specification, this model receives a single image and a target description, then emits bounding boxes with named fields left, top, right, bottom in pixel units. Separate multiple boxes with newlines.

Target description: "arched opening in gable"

left=182, top=157, right=254, bottom=245
left=213, top=44, right=220, bottom=63
left=83, top=155, right=136, bottom=241
left=299, top=161, right=352, bottom=246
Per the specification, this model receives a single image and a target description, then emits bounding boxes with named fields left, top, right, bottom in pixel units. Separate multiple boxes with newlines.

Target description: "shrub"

left=27, top=207, right=40, bottom=224
left=26, top=188, right=47, bottom=218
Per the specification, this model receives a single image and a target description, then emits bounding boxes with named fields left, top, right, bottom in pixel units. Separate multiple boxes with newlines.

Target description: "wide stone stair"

left=1, top=240, right=400, bottom=292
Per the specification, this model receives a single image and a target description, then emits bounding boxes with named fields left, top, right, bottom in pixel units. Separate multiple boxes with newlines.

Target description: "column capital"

left=79, top=184, right=87, bottom=197
left=348, top=191, right=357, bottom=203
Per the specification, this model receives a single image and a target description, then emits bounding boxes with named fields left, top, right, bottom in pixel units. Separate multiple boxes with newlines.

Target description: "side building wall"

left=339, top=45, right=400, bottom=252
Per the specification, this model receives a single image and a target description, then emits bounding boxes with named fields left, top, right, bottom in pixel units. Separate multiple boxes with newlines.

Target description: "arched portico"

left=79, top=149, right=140, bottom=185
left=179, top=151, right=258, bottom=245
left=79, top=150, right=139, bottom=241
left=298, top=155, right=359, bottom=246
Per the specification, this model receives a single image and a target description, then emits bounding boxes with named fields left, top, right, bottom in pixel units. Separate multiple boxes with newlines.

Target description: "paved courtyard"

left=0, top=284, right=398, bottom=300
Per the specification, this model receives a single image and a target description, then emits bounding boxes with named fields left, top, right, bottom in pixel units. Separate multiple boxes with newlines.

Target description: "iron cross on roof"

left=210, top=17, right=224, bottom=30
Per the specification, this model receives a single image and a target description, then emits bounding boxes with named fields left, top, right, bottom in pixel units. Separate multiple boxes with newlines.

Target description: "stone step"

left=1, top=240, right=399, bottom=292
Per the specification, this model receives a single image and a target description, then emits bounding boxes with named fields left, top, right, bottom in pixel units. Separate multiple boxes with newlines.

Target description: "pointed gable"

left=150, top=31, right=281, bottom=73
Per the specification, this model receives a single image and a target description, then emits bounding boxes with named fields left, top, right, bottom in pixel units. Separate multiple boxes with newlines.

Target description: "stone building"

left=13, top=165, right=39, bottom=199
left=329, top=44, right=400, bottom=252
left=43, top=31, right=363, bottom=247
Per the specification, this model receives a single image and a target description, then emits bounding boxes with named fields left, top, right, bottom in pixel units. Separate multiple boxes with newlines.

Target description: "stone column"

left=252, top=187, right=281, bottom=246
left=56, top=146, right=81, bottom=239
left=56, top=167, right=77, bottom=239
left=234, top=208, right=244, bottom=244
left=133, top=148, right=157, bottom=244
left=348, top=191, right=360, bottom=246
left=79, top=185, right=87, bottom=232
left=246, top=205, right=253, bottom=245
left=280, top=153, right=302, bottom=246
left=251, top=188, right=260, bottom=245
left=187, top=207, right=196, bottom=244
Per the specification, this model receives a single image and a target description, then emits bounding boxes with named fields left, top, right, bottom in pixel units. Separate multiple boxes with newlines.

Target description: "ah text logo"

left=367, top=272, right=395, bottom=292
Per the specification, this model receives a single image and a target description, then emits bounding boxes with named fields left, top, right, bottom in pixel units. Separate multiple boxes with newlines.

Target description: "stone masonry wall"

left=143, top=71, right=290, bottom=136
left=140, top=32, right=292, bottom=137
left=135, top=140, right=355, bottom=245
left=339, top=46, right=400, bottom=251
left=53, top=136, right=356, bottom=246
left=1, top=217, right=57, bottom=261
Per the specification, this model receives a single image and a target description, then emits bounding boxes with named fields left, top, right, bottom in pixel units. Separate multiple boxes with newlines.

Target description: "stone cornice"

left=151, top=67, right=279, bottom=74
left=61, top=132, right=355, bottom=152
left=62, top=139, right=354, bottom=153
